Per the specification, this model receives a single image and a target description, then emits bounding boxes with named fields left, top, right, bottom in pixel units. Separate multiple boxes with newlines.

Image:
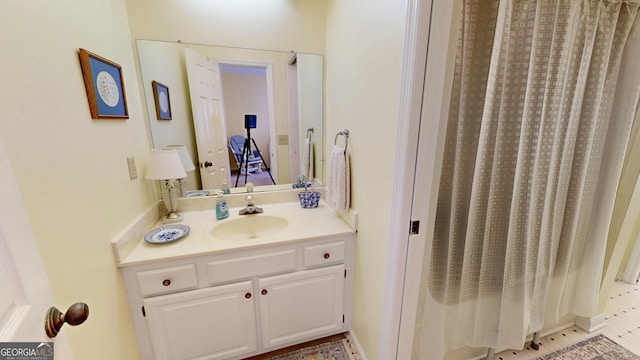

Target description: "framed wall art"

left=152, top=81, right=172, bottom=120
left=78, top=48, right=129, bottom=119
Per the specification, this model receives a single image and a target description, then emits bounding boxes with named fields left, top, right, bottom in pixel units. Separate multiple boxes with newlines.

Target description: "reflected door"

left=184, top=48, right=231, bottom=189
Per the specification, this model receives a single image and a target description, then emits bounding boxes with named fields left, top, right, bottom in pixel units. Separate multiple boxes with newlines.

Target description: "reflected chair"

left=228, top=135, right=263, bottom=175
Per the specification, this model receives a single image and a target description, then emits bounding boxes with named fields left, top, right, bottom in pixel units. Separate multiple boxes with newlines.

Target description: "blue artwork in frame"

left=152, top=81, right=172, bottom=120
left=78, top=49, right=129, bottom=119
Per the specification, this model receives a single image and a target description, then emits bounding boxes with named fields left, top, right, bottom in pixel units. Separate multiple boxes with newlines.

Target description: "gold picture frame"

left=152, top=81, right=172, bottom=120
left=78, top=48, right=129, bottom=119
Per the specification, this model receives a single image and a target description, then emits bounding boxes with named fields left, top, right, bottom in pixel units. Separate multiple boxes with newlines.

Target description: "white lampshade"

left=162, top=144, right=195, bottom=172
left=145, top=149, right=187, bottom=180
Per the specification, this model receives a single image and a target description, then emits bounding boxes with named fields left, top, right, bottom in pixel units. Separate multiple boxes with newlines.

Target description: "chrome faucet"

left=239, top=194, right=263, bottom=215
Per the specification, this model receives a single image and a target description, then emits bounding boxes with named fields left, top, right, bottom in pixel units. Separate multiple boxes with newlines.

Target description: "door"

left=0, top=137, right=73, bottom=358
left=184, top=47, right=231, bottom=190
left=143, top=281, right=257, bottom=360
left=258, top=265, right=345, bottom=350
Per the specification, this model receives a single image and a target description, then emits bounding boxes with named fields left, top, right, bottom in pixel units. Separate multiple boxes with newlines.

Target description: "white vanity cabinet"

left=119, top=235, right=354, bottom=360
left=143, top=281, right=258, bottom=360
left=258, top=264, right=345, bottom=350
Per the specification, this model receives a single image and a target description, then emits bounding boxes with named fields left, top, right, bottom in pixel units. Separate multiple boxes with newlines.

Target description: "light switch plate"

left=127, top=157, right=137, bottom=180
left=278, top=135, right=289, bottom=145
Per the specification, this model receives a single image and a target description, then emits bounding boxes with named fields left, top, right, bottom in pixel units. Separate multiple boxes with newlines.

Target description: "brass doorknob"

left=45, top=302, right=89, bottom=338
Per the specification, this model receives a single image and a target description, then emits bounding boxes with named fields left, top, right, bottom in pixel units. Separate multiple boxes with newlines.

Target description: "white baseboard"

left=575, top=313, right=607, bottom=333
left=347, top=330, right=368, bottom=360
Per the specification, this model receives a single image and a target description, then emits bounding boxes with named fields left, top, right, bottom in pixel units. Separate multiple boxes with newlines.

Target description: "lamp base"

left=162, top=212, right=183, bottom=224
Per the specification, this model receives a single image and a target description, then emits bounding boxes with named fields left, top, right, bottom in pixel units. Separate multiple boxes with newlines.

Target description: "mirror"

left=136, top=39, right=324, bottom=195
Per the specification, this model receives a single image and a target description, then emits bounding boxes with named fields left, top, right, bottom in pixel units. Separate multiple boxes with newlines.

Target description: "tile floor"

left=494, top=279, right=640, bottom=359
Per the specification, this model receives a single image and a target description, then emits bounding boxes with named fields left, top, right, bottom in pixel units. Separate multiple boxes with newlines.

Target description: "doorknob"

left=201, top=161, right=213, bottom=168
left=45, top=302, right=89, bottom=338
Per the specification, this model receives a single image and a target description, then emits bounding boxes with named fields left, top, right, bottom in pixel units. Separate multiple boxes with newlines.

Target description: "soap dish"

left=186, top=190, right=211, bottom=197
left=144, top=224, right=190, bottom=244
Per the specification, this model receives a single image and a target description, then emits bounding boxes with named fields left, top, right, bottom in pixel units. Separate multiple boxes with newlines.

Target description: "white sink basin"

left=211, top=215, right=288, bottom=240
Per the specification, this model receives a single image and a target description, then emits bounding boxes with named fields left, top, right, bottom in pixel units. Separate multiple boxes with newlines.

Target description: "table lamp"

left=145, top=149, right=187, bottom=223
left=162, top=144, right=195, bottom=197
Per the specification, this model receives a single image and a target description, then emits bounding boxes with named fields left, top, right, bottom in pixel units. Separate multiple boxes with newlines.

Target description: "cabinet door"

left=143, top=281, right=257, bottom=360
left=258, top=264, right=345, bottom=349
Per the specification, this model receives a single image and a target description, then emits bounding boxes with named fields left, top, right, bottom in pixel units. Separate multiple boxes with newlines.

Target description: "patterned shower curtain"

left=417, top=0, right=640, bottom=357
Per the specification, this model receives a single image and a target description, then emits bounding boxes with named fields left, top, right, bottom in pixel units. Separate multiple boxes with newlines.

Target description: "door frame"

left=379, top=0, right=460, bottom=358
left=218, top=59, right=279, bottom=184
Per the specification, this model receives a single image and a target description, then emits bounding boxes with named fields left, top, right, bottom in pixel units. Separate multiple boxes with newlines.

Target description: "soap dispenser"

left=221, top=179, right=230, bottom=195
left=215, top=191, right=229, bottom=220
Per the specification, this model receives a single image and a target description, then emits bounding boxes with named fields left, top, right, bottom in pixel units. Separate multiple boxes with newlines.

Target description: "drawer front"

left=207, top=249, right=296, bottom=285
left=304, top=241, right=345, bottom=268
left=136, top=264, right=198, bottom=297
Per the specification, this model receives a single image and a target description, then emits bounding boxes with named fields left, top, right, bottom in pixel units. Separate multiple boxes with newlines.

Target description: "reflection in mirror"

left=136, top=40, right=324, bottom=196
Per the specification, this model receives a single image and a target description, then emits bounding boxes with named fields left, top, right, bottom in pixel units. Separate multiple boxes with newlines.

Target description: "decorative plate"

left=144, top=224, right=190, bottom=244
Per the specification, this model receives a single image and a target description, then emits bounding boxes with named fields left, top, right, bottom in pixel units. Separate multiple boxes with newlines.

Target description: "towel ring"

left=334, top=129, right=349, bottom=153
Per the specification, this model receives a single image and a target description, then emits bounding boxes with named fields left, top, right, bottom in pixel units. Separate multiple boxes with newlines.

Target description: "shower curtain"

left=416, top=0, right=640, bottom=357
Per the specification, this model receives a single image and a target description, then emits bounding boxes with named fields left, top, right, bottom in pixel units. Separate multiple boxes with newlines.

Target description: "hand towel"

left=303, top=138, right=314, bottom=180
left=328, top=146, right=350, bottom=210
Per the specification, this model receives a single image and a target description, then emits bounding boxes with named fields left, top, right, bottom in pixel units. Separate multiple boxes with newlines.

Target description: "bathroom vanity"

left=112, top=191, right=356, bottom=360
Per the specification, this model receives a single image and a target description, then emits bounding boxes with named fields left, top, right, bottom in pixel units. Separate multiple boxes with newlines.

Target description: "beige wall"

left=125, top=0, right=327, bottom=54
left=325, top=1, right=407, bottom=359
left=0, top=0, right=154, bottom=358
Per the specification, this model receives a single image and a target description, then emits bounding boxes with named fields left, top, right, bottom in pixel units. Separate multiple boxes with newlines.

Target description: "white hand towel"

left=309, top=140, right=314, bottom=180
left=328, top=146, right=350, bottom=210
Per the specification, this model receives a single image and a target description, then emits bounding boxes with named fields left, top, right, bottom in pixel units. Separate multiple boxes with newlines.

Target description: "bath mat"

left=262, top=336, right=359, bottom=360
left=533, top=334, right=639, bottom=360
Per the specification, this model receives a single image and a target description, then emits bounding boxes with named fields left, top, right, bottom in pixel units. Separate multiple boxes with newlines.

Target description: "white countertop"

left=116, top=199, right=355, bottom=267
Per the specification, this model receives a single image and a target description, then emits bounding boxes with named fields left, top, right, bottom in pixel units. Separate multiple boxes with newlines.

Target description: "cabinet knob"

left=324, top=253, right=331, bottom=259
left=245, top=292, right=252, bottom=299
left=162, top=279, right=171, bottom=287
left=261, top=289, right=268, bottom=295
